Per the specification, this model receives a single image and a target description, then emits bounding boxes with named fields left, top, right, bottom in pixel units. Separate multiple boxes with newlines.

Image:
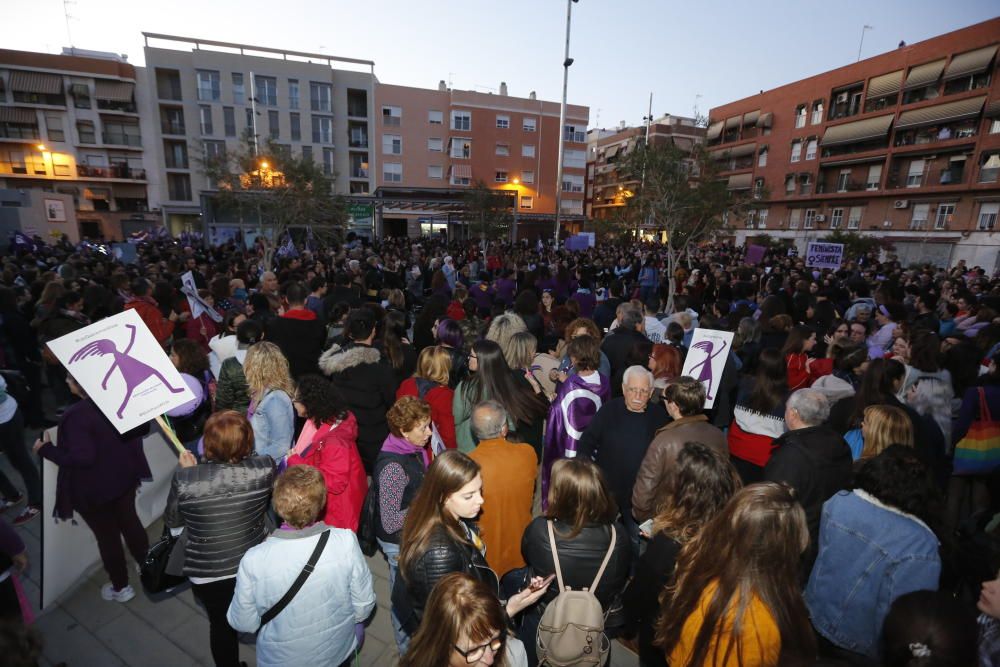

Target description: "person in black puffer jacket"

left=519, top=458, right=631, bottom=667
left=319, top=309, right=397, bottom=474
left=164, top=411, right=275, bottom=667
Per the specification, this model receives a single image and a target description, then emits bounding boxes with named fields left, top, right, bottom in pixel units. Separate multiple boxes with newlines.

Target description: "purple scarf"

left=541, top=372, right=610, bottom=504
left=381, top=432, right=431, bottom=468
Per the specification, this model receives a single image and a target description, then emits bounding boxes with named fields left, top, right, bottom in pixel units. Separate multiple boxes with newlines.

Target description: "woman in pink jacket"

left=287, top=375, right=368, bottom=530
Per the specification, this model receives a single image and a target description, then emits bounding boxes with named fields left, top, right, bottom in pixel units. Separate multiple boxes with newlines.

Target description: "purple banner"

left=745, top=244, right=766, bottom=265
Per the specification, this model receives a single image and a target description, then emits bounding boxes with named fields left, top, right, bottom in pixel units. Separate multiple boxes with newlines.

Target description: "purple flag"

left=745, top=244, right=766, bottom=265
left=541, top=372, right=610, bottom=505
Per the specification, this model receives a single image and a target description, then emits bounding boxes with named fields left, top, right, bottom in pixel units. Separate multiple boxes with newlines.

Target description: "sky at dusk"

left=9, top=0, right=1000, bottom=128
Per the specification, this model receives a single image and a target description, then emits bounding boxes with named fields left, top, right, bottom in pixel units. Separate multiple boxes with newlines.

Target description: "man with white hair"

left=578, top=365, right=667, bottom=558
left=764, top=388, right=852, bottom=572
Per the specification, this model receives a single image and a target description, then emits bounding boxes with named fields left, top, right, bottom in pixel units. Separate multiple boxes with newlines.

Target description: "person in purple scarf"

left=541, top=335, right=610, bottom=504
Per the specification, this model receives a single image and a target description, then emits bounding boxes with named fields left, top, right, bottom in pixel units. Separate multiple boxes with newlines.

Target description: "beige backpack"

left=536, top=520, right=616, bottom=666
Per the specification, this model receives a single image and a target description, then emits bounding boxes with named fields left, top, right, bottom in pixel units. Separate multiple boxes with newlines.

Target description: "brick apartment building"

left=0, top=48, right=153, bottom=241
left=374, top=82, right=589, bottom=239
left=585, top=114, right=705, bottom=239
left=707, top=17, right=1000, bottom=269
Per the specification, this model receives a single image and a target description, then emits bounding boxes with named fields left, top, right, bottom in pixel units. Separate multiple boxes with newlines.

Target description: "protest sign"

left=45, top=309, right=195, bottom=434
left=806, top=241, right=844, bottom=270
left=745, top=244, right=766, bottom=265
left=680, top=328, right=735, bottom=409
left=180, top=271, right=223, bottom=323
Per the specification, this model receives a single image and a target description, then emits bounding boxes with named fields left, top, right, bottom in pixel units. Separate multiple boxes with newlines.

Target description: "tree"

left=821, top=230, right=895, bottom=262
left=618, top=142, right=757, bottom=310
left=587, top=207, right=633, bottom=243
left=200, top=133, right=347, bottom=267
left=463, top=180, right=513, bottom=242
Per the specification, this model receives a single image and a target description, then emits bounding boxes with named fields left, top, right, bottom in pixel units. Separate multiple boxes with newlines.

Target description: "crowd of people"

left=0, top=231, right=999, bottom=667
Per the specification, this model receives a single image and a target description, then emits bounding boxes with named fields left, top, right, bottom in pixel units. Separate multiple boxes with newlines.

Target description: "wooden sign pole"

left=154, top=415, right=186, bottom=455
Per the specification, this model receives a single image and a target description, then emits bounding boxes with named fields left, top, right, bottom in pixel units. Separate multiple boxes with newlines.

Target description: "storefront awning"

left=742, top=110, right=760, bottom=126
left=756, top=112, right=773, bottom=129
left=820, top=113, right=894, bottom=146
left=0, top=106, right=37, bottom=123
left=867, top=70, right=904, bottom=98
left=903, top=59, right=946, bottom=90
left=94, top=80, right=134, bottom=103
left=706, top=121, right=723, bottom=140
left=8, top=70, right=62, bottom=95
left=726, top=173, right=753, bottom=190
left=943, top=45, right=998, bottom=80
left=895, top=95, right=986, bottom=130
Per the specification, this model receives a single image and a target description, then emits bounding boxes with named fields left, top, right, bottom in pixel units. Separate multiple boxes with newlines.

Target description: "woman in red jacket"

left=287, top=375, right=367, bottom=530
left=783, top=324, right=833, bottom=391
left=396, top=346, right=457, bottom=452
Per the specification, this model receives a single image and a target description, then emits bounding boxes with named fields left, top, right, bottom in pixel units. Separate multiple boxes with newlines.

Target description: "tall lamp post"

left=553, top=0, right=578, bottom=248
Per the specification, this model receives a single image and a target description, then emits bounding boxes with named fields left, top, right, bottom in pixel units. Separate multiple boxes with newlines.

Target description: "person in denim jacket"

left=805, top=445, right=941, bottom=660
left=244, top=342, right=296, bottom=462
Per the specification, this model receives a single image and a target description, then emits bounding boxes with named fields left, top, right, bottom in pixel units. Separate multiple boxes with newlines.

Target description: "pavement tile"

left=59, top=578, right=127, bottom=633
left=362, top=603, right=395, bottom=646
left=125, top=581, right=202, bottom=634
left=162, top=615, right=215, bottom=666
left=94, top=611, right=200, bottom=667
left=35, top=606, right=125, bottom=667
left=358, top=638, right=397, bottom=667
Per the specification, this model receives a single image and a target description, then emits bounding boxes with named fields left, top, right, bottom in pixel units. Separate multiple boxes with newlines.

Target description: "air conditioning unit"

left=893, top=200, right=909, bottom=209
left=883, top=220, right=893, bottom=227
left=836, top=92, right=849, bottom=104
left=815, top=214, right=827, bottom=222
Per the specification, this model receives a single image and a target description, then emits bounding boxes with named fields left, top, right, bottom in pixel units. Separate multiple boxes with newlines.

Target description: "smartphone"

left=530, top=574, right=556, bottom=591
left=639, top=519, right=654, bottom=536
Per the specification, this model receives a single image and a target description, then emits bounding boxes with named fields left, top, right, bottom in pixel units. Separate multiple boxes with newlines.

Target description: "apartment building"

left=374, top=81, right=589, bottom=239
left=586, top=114, right=705, bottom=236
left=140, top=34, right=376, bottom=240
left=0, top=48, right=153, bottom=241
left=706, top=17, right=1000, bottom=269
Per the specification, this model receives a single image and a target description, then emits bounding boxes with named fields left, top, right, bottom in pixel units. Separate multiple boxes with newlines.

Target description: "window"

left=310, top=82, right=332, bottom=113
left=811, top=101, right=824, bottom=125
left=428, top=165, right=443, bottom=179
left=164, top=140, right=188, bottom=168
left=167, top=173, right=192, bottom=200
left=520, top=195, right=533, bottom=210
left=795, top=104, right=807, bottom=128
left=523, top=117, right=537, bottom=132
left=837, top=169, right=851, bottom=192
left=910, top=203, right=930, bottom=230
left=312, top=116, right=333, bottom=144
left=290, top=112, right=300, bottom=141
left=383, top=162, right=402, bottom=182
left=830, top=207, right=844, bottom=229
left=451, top=110, right=471, bottom=131
left=758, top=147, right=768, bottom=167
left=71, top=82, right=91, bottom=109
left=981, top=153, right=1000, bottom=183
left=564, top=124, right=586, bottom=142
left=496, top=115, right=509, bottom=129
left=563, top=149, right=586, bottom=169
left=562, top=174, right=584, bottom=192
left=382, top=134, right=402, bottom=155
left=196, top=70, right=220, bottom=101
left=220, top=107, right=235, bottom=137
left=280, top=79, right=296, bottom=110
left=427, top=137, right=443, bottom=152
left=991, top=119, right=1000, bottom=135
left=785, top=175, right=796, bottom=194
left=935, top=203, right=955, bottom=230
left=806, top=139, right=817, bottom=160
left=561, top=199, right=584, bottom=215
left=45, top=116, right=64, bottom=142
left=804, top=208, right=817, bottom=229
left=848, top=206, right=864, bottom=229
left=522, top=170, right=534, bottom=184
left=496, top=143, right=509, bottom=156
left=268, top=110, right=279, bottom=139
left=790, top=140, right=802, bottom=162
left=907, top=159, right=925, bottom=187
left=495, top=170, right=508, bottom=183
left=254, top=76, right=277, bottom=106
left=867, top=164, right=882, bottom=190
left=450, top=138, right=472, bottom=159
left=301, top=145, right=312, bottom=162
left=232, top=73, right=245, bottom=105
left=753, top=178, right=764, bottom=198
left=757, top=208, right=769, bottom=228
left=380, top=106, right=400, bottom=126
left=199, top=105, right=213, bottom=135
left=788, top=208, right=802, bottom=229
left=76, top=120, right=95, bottom=144
left=522, top=144, right=536, bottom=158
left=799, top=173, right=812, bottom=195
left=428, top=110, right=443, bottom=124
left=204, top=140, right=225, bottom=162
left=450, top=168, right=470, bottom=186
left=978, top=202, right=999, bottom=230
left=322, top=148, right=334, bottom=176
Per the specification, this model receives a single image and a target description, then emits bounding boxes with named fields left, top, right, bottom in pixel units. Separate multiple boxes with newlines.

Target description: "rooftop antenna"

left=447, top=72, right=454, bottom=89
left=63, top=0, right=76, bottom=48
left=595, top=107, right=601, bottom=128
left=693, top=93, right=703, bottom=119
left=857, top=24, right=873, bottom=62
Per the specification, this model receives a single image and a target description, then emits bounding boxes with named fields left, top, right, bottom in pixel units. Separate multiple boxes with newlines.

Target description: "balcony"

left=102, top=132, right=142, bottom=147
left=893, top=124, right=976, bottom=149
left=161, top=120, right=185, bottom=135
left=348, top=136, right=368, bottom=149
left=77, top=164, right=146, bottom=180
left=97, top=99, right=138, bottom=114
left=817, top=179, right=867, bottom=194
left=350, top=168, right=369, bottom=179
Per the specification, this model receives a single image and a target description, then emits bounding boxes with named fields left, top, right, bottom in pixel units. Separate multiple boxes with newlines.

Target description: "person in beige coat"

left=631, top=377, right=728, bottom=523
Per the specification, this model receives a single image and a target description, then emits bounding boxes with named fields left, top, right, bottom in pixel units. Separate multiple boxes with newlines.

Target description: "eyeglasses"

left=454, top=636, right=503, bottom=663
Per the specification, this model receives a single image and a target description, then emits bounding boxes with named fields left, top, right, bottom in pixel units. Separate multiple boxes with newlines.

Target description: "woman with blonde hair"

left=396, top=346, right=456, bottom=450
left=859, top=404, right=913, bottom=461
left=485, top=312, right=528, bottom=367
left=243, top=341, right=295, bottom=461
left=657, top=483, right=816, bottom=667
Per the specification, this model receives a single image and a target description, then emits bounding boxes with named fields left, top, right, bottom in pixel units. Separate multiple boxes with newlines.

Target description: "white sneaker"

left=101, top=583, right=136, bottom=602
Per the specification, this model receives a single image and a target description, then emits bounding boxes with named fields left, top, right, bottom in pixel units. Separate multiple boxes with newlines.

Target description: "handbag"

left=953, top=388, right=1000, bottom=476
left=259, top=529, right=330, bottom=627
left=140, top=526, right=186, bottom=594
left=356, top=487, right=379, bottom=557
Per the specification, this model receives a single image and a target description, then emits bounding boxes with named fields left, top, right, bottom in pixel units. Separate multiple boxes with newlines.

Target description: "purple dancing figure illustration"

left=69, top=323, right=184, bottom=418
left=687, top=339, right=728, bottom=401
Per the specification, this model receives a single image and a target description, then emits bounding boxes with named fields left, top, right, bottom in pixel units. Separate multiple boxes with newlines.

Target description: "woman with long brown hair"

left=782, top=324, right=833, bottom=391
left=648, top=343, right=682, bottom=401
left=728, top=348, right=790, bottom=483
left=656, top=483, right=816, bottom=666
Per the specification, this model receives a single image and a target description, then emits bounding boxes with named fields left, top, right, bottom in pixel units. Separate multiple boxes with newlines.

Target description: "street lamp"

left=510, top=178, right=521, bottom=243
left=553, top=0, right=579, bottom=248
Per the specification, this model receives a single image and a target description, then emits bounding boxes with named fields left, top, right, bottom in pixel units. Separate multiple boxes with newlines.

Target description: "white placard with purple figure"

left=680, top=328, right=735, bottom=409
left=181, top=270, right=223, bottom=323
left=45, top=309, right=195, bottom=433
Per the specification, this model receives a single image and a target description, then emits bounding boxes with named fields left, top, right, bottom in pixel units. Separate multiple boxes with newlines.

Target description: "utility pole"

left=553, top=0, right=577, bottom=248
left=637, top=92, right=652, bottom=241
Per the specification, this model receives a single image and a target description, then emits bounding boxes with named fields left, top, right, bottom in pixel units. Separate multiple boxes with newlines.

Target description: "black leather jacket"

left=392, top=521, right=498, bottom=633
left=164, top=455, right=275, bottom=579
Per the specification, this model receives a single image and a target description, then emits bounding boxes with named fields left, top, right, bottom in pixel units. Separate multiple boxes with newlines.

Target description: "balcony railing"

left=894, top=125, right=976, bottom=148
left=77, top=164, right=146, bottom=180
left=348, top=138, right=368, bottom=149
left=161, top=121, right=185, bottom=135
left=350, top=168, right=369, bottom=179
left=102, top=132, right=142, bottom=147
